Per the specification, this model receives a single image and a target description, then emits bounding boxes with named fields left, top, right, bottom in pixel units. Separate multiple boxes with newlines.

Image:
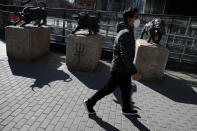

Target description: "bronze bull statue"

left=72, top=12, right=100, bottom=35
left=141, top=18, right=165, bottom=44
left=14, top=0, right=47, bottom=27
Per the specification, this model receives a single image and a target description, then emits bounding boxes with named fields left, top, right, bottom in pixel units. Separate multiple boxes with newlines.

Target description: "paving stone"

left=54, top=122, right=64, bottom=131
left=45, top=124, right=55, bottom=131
left=73, top=116, right=82, bottom=125
left=15, top=119, right=27, bottom=129
left=0, top=40, right=197, bottom=131
left=64, top=118, right=74, bottom=128
left=69, top=124, right=78, bottom=131
left=40, top=118, right=51, bottom=129
left=12, top=114, right=25, bottom=123
left=34, top=109, right=44, bottom=117
left=24, top=111, right=35, bottom=119
left=20, top=125, right=30, bottom=131
left=56, top=109, right=65, bottom=117
left=36, top=128, right=45, bottom=131
left=1, top=122, right=16, bottom=131
left=46, top=112, right=57, bottom=120
left=50, top=117, right=60, bottom=125
left=10, top=128, right=18, bottom=131
left=37, top=114, right=47, bottom=122
left=29, top=122, right=41, bottom=131
left=0, top=124, right=5, bottom=130
left=0, top=111, right=12, bottom=120
left=1, top=116, right=14, bottom=125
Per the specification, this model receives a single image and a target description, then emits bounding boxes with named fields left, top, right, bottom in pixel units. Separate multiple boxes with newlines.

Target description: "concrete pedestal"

left=5, top=25, right=50, bottom=61
left=66, top=31, right=103, bottom=72
left=134, top=39, right=169, bottom=81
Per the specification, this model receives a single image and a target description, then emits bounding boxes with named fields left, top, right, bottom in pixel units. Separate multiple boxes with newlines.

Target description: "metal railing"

left=0, top=4, right=197, bottom=65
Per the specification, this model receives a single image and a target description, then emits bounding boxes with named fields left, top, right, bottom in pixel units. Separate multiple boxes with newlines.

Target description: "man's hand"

left=132, top=73, right=140, bottom=81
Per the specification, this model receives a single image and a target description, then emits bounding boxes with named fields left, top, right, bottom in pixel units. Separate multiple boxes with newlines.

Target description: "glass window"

left=185, top=39, right=197, bottom=55
left=161, top=16, right=173, bottom=34
left=167, top=36, right=184, bottom=53
left=170, top=17, right=189, bottom=35
left=188, top=18, right=197, bottom=37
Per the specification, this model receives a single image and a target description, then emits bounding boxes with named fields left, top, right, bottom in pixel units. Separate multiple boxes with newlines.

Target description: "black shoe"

left=122, top=109, right=138, bottom=115
left=83, top=99, right=95, bottom=114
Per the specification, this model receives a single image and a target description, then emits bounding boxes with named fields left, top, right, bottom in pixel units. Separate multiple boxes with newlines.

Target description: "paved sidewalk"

left=0, top=40, right=197, bottom=131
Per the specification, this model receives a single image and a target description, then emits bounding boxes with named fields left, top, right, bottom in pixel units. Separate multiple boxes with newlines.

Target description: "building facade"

left=6, top=0, right=73, bottom=8
left=2, top=0, right=196, bottom=16
left=93, top=0, right=196, bottom=16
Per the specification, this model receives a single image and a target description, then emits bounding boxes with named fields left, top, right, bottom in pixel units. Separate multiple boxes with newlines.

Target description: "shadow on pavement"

left=8, top=59, right=72, bottom=91
left=89, top=113, right=150, bottom=131
left=180, top=71, right=197, bottom=80
left=89, top=114, right=120, bottom=131
left=70, top=70, right=138, bottom=107
left=71, top=67, right=148, bottom=130
left=70, top=70, right=107, bottom=90
left=71, top=69, right=140, bottom=108
left=113, top=82, right=140, bottom=110
left=125, top=114, right=150, bottom=131
left=140, top=74, right=197, bottom=105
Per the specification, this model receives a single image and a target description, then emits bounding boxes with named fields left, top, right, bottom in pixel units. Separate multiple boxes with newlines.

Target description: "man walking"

left=84, top=8, right=140, bottom=115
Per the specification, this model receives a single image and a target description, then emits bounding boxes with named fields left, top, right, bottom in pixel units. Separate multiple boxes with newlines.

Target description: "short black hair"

left=123, top=8, right=138, bottom=24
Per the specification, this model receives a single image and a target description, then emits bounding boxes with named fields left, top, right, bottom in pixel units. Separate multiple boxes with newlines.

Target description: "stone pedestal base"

left=134, top=39, right=169, bottom=81
left=5, top=25, right=50, bottom=61
left=66, top=31, right=103, bottom=72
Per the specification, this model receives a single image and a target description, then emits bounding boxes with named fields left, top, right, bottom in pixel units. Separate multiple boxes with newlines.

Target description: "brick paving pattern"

left=0, top=40, right=197, bottom=131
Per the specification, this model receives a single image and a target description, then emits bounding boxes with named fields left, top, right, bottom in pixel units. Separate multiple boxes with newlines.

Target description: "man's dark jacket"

left=111, top=22, right=137, bottom=75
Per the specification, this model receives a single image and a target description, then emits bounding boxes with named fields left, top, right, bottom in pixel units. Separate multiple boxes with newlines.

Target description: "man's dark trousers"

left=88, top=71, right=132, bottom=111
